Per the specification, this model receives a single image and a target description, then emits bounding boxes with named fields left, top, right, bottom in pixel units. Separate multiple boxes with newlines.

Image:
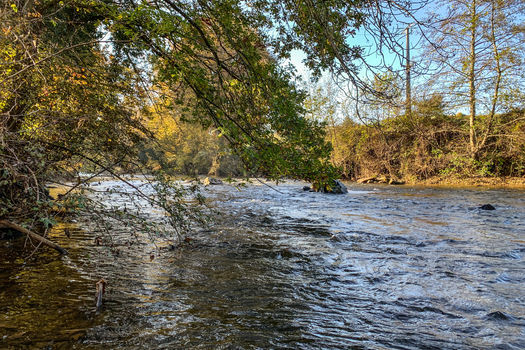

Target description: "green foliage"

left=1, top=0, right=149, bottom=231
left=2, top=0, right=354, bottom=241
left=251, top=0, right=365, bottom=79
left=330, top=94, right=525, bottom=180
left=105, top=0, right=340, bottom=185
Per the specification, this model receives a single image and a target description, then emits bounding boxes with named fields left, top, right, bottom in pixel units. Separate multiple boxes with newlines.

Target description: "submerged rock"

left=480, top=204, right=496, bottom=210
left=485, top=311, right=512, bottom=321
left=203, top=177, right=223, bottom=185
left=302, top=186, right=311, bottom=191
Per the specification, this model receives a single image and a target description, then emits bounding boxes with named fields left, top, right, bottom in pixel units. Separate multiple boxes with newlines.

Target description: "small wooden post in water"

left=95, top=279, right=107, bottom=309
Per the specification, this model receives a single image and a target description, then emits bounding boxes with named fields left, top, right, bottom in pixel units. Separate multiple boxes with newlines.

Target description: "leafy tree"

left=105, top=0, right=339, bottom=184
left=4, top=0, right=458, bottom=250
left=4, top=0, right=379, bottom=246
left=141, top=101, right=244, bottom=177
left=1, top=0, right=151, bottom=232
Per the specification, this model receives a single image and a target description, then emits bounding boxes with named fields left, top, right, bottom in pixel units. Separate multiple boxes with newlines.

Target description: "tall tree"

left=424, top=0, right=525, bottom=158
left=1, top=0, right=150, bottom=228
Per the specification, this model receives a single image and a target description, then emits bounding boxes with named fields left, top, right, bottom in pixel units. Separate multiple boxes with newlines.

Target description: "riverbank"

left=401, top=176, right=525, bottom=189
left=344, top=175, right=525, bottom=190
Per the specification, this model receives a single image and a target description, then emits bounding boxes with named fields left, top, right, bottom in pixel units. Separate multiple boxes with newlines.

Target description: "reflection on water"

left=1, top=181, right=525, bottom=349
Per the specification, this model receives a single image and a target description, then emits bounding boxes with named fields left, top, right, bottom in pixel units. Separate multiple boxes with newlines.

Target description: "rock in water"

left=331, top=180, right=348, bottom=194
left=303, top=186, right=311, bottom=191
left=203, top=177, right=223, bottom=185
left=318, top=180, right=348, bottom=194
left=480, top=204, right=496, bottom=210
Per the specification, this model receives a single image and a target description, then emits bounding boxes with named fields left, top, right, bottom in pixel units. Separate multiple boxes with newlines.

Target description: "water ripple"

left=1, top=180, right=524, bottom=349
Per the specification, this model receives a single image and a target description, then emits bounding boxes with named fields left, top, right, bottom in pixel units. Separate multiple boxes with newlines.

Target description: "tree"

left=1, top=0, right=152, bottom=234
left=424, top=0, right=525, bottom=159
left=0, top=0, right=342, bottom=246
left=140, top=99, right=244, bottom=177
left=2, top=0, right=434, bottom=249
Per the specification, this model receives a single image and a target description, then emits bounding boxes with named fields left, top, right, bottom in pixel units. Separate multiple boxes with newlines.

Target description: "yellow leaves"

left=1, top=45, right=17, bottom=61
left=10, top=3, right=18, bottom=13
left=53, top=67, right=89, bottom=85
left=70, top=72, right=89, bottom=85
left=2, top=26, right=12, bottom=35
left=226, top=79, right=245, bottom=95
left=148, top=113, right=180, bottom=138
left=21, top=116, right=43, bottom=138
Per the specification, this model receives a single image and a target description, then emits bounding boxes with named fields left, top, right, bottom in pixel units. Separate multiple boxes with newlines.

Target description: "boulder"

left=480, top=204, right=496, bottom=210
left=302, top=186, right=311, bottom=191
left=319, top=179, right=348, bottom=194
left=331, top=180, right=348, bottom=194
left=203, top=177, right=223, bottom=185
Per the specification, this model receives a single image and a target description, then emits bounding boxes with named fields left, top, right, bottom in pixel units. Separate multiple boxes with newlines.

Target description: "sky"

left=283, top=25, right=416, bottom=122
left=282, top=1, right=438, bottom=115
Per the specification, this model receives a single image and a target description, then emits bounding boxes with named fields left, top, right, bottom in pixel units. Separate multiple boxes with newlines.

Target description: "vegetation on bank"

left=153, top=94, right=524, bottom=185
left=152, top=0, right=525, bottom=185
left=330, top=98, right=525, bottom=183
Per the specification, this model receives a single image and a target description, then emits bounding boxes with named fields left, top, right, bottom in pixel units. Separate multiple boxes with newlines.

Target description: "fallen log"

left=0, top=220, right=68, bottom=255
left=356, top=176, right=377, bottom=184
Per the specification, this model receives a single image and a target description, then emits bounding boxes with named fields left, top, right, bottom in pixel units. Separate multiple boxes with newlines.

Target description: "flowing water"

left=1, top=180, right=525, bottom=349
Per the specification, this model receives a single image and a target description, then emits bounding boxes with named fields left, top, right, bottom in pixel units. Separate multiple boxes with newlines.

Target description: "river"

left=1, top=180, right=524, bottom=349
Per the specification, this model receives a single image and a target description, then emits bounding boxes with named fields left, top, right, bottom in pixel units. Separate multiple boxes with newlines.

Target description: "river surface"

left=1, top=180, right=525, bottom=349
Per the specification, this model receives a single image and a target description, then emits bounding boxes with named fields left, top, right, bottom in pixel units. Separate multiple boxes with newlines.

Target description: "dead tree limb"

left=0, top=220, right=68, bottom=255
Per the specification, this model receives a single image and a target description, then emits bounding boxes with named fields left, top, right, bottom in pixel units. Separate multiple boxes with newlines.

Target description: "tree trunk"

left=478, top=0, right=502, bottom=152
left=468, top=0, right=478, bottom=159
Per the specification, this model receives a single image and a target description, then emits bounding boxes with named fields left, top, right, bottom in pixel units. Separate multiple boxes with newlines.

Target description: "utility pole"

left=405, top=24, right=412, bottom=118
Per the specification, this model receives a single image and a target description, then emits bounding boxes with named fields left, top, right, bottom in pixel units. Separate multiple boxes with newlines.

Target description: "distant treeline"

left=137, top=114, right=246, bottom=178
left=138, top=95, right=524, bottom=182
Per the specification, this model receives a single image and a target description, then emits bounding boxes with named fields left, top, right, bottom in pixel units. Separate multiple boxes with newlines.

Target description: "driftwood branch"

left=0, top=220, right=68, bottom=255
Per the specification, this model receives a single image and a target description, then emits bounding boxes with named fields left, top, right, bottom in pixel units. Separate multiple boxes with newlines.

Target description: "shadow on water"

left=0, top=224, right=102, bottom=348
left=1, top=180, right=525, bottom=349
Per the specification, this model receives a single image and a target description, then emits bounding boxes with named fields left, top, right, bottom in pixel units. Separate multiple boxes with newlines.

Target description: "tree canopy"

left=3, top=0, right=388, bottom=236
left=4, top=0, right=521, bottom=244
